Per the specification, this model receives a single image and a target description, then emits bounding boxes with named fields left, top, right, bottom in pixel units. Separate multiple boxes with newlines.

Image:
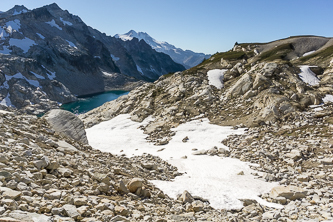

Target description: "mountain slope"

left=79, top=36, right=333, bottom=220
left=81, top=35, right=333, bottom=141
left=0, top=4, right=185, bottom=114
left=115, top=30, right=211, bottom=69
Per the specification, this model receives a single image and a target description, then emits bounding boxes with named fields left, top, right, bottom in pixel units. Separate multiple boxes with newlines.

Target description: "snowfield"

left=86, top=114, right=281, bottom=210
left=207, top=69, right=227, bottom=89
left=9, top=37, right=36, bottom=53
left=46, top=19, right=62, bottom=30
left=298, top=65, right=320, bottom=86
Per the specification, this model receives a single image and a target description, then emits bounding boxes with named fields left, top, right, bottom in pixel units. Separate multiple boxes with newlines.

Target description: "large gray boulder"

left=225, top=73, right=253, bottom=98
left=43, top=109, right=88, bottom=144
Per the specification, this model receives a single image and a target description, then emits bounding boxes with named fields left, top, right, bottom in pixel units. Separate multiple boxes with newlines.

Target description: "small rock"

left=180, top=190, right=194, bottom=204
left=127, top=178, right=143, bottom=193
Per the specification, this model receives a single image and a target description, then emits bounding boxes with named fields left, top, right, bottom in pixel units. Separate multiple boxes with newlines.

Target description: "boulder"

left=127, top=178, right=143, bottom=193
left=73, top=197, right=87, bottom=206
left=180, top=190, right=194, bottom=204
left=262, top=63, right=277, bottom=76
left=253, top=73, right=270, bottom=90
left=43, top=109, right=88, bottom=144
left=115, top=205, right=130, bottom=217
left=285, top=149, right=302, bottom=160
left=3, top=189, right=22, bottom=200
left=58, top=168, right=73, bottom=177
left=33, top=156, right=50, bottom=170
left=225, top=73, right=253, bottom=98
left=62, top=204, right=80, bottom=219
left=270, top=185, right=307, bottom=200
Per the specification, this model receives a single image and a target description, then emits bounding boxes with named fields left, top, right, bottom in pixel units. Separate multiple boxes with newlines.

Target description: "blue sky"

left=1, top=0, right=333, bottom=54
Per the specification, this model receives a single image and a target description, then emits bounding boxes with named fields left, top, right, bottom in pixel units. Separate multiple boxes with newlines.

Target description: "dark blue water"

left=61, top=90, right=128, bottom=114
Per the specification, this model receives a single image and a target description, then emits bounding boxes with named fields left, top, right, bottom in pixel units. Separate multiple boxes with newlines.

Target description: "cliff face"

left=0, top=4, right=185, bottom=114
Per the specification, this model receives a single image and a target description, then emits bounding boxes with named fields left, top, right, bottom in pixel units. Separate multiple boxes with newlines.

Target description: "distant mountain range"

left=115, top=30, right=211, bottom=69
left=0, top=4, right=185, bottom=113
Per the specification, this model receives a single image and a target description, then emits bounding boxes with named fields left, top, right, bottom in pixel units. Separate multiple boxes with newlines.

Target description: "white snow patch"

left=45, top=19, right=62, bottom=30
left=41, top=65, right=56, bottom=80
left=323, top=94, right=333, bottom=103
left=9, top=37, right=36, bottom=53
left=13, top=9, right=27, bottom=15
left=302, top=50, right=316, bottom=57
left=207, top=69, right=227, bottom=89
left=66, top=40, right=77, bottom=48
left=94, top=56, right=101, bottom=59
left=4, top=73, right=40, bottom=88
left=298, top=65, right=320, bottom=86
left=173, top=48, right=180, bottom=54
left=0, top=27, right=9, bottom=39
left=102, top=71, right=116, bottom=77
left=0, top=93, right=13, bottom=107
left=136, top=65, right=143, bottom=75
left=0, top=110, right=12, bottom=114
left=116, top=34, right=133, bottom=41
left=0, top=45, right=11, bottom=55
left=86, top=114, right=281, bottom=210
left=111, top=54, right=120, bottom=61
left=30, top=71, right=45, bottom=79
left=60, top=17, right=73, bottom=26
left=6, top=19, right=21, bottom=33
left=36, top=33, right=45, bottom=39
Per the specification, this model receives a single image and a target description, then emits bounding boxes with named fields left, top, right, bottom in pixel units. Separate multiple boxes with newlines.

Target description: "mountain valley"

left=0, top=3, right=333, bottom=222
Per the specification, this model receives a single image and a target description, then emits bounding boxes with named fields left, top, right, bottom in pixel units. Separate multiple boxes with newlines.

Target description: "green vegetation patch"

left=259, top=43, right=294, bottom=61
left=163, top=72, right=175, bottom=78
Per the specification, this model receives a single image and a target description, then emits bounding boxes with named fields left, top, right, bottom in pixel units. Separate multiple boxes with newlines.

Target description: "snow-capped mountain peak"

left=115, top=30, right=210, bottom=69
left=115, top=30, right=165, bottom=46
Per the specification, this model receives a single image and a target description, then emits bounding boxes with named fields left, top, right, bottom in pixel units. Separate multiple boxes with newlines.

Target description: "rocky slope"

left=81, top=36, right=333, bottom=142
left=1, top=36, right=333, bottom=221
left=78, top=35, right=333, bottom=220
left=116, top=30, right=211, bottom=69
left=0, top=4, right=185, bottom=114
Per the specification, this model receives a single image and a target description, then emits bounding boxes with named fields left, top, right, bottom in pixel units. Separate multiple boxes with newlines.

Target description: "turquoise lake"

left=61, top=90, right=128, bottom=114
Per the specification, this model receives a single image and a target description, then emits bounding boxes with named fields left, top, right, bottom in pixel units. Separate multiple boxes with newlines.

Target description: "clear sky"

left=1, top=0, right=333, bottom=54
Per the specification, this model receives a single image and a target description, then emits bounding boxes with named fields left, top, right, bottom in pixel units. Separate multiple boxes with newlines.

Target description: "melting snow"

left=46, top=19, right=62, bottom=30
left=323, top=94, right=333, bottom=103
left=86, top=114, right=281, bottom=210
left=0, top=93, right=13, bottom=107
left=6, top=19, right=21, bottom=33
left=0, top=27, right=9, bottom=39
left=0, top=45, right=11, bottom=55
left=36, top=33, right=45, bottom=39
left=136, top=65, right=143, bottom=75
left=9, top=37, right=36, bottom=53
left=66, top=40, right=77, bottom=48
left=60, top=17, right=73, bottom=26
left=302, top=50, right=316, bottom=57
left=298, top=65, right=319, bottom=86
left=6, top=73, right=40, bottom=88
left=13, top=9, right=27, bottom=15
left=111, top=54, right=120, bottom=61
left=207, top=69, right=227, bottom=89
left=41, top=65, right=56, bottom=80
left=116, top=34, right=133, bottom=41
left=30, top=71, right=45, bottom=79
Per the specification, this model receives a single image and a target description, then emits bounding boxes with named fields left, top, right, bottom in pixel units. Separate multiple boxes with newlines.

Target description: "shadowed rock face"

left=43, top=109, right=88, bottom=144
